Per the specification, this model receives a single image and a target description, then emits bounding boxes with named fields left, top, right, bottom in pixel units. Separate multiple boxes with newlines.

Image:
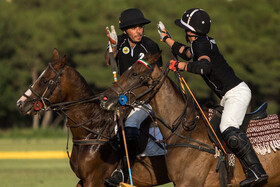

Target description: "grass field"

left=0, top=137, right=173, bottom=187
left=0, top=159, right=77, bottom=186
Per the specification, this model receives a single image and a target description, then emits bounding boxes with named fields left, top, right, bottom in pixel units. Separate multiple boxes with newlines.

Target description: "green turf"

left=0, top=138, right=69, bottom=151
left=0, top=159, right=78, bottom=187
left=0, top=138, right=173, bottom=187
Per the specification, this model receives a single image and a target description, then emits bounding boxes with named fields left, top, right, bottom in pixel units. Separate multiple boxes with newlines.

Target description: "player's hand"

left=106, top=25, right=118, bottom=47
left=157, top=21, right=172, bottom=42
left=169, top=60, right=179, bottom=71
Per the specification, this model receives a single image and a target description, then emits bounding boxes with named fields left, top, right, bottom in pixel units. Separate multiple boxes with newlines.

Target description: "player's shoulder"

left=193, top=36, right=214, bottom=48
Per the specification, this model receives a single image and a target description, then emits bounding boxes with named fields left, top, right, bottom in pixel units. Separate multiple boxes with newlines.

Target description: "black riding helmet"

left=119, top=8, right=151, bottom=30
left=175, top=8, right=211, bottom=35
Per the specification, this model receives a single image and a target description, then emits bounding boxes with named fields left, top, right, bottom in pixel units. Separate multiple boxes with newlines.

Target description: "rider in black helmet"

left=105, top=8, right=162, bottom=75
left=119, top=8, right=151, bottom=30
left=105, top=8, right=163, bottom=187
left=158, top=8, right=268, bottom=187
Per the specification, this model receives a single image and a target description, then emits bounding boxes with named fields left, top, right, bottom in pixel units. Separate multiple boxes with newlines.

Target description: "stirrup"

left=105, top=169, right=124, bottom=187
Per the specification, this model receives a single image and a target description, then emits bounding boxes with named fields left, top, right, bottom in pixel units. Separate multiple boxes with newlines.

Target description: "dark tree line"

left=0, top=0, right=279, bottom=128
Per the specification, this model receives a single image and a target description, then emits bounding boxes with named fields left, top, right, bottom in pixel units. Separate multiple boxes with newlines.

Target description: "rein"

left=49, top=95, right=100, bottom=111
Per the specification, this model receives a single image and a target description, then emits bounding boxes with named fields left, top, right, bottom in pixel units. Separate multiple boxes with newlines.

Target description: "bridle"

left=25, top=63, right=63, bottom=112
left=109, top=60, right=170, bottom=106
left=23, top=63, right=117, bottom=155
left=106, top=61, right=183, bottom=136
left=105, top=60, right=215, bottom=155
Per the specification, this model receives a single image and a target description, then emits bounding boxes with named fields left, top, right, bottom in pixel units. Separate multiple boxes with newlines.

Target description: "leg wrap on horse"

left=222, top=127, right=268, bottom=187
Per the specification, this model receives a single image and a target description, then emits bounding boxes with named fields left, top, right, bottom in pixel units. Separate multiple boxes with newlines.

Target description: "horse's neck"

left=64, top=66, right=94, bottom=101
left=150, top=78, right=184, bottom=133
left=64, top=66, right=112, bottom=139
left=151, top=77, right=202, bottom=142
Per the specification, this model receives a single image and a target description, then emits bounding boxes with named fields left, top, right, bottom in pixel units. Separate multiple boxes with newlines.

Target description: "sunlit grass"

left=0, top=129, right=174, bottom=186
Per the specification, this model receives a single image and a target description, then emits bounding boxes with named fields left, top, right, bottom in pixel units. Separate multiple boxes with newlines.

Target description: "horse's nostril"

left=103, top=96, right=108, bottom=101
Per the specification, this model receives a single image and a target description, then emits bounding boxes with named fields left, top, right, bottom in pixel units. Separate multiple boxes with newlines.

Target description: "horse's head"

left=100, top=53, right=163, bottom=111
left=17, top=49, right=66, bottom=115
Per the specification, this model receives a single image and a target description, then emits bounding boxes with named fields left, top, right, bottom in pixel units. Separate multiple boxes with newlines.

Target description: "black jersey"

left=116, top=34, right=162, bottom=75
left=188, top=36, right=242, bottom=98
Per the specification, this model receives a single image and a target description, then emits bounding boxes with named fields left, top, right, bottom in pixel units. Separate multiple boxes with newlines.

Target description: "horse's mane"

left=143, top=52, right=162, bottom=65
left=143, top=52, right=184, bottom=98
left=65, top=64, right=94, bottom=95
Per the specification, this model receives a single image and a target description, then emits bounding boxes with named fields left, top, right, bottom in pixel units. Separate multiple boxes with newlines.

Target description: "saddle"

left=208, top=102, right=268, bottom=153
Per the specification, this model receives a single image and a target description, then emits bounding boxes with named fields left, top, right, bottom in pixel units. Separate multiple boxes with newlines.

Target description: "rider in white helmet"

left=158, top=8, right=268, bottom=187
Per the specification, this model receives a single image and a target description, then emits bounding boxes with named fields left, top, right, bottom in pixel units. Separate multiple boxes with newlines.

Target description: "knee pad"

left=125, top=127, right=140, bottom=155
left=222, top=127, right=251, bottom=158
left=125, top=127, right=140, bottom=146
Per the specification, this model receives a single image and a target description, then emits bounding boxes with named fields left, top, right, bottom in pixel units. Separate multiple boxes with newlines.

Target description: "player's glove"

left=169, top=60, right=179, bottom=71
left=157, top=21, right=172, bottom=42
left=106, top=25, right=118, bottom=48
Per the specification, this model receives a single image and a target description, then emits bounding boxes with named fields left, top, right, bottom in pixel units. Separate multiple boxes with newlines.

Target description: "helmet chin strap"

left=128, top=35, right=138, bottom=44
left=185, top=33, right=198, bottom=43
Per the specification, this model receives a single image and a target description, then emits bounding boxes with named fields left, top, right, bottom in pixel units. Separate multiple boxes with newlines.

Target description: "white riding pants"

left=220, top=82, right=251, bottom=133
left=125, top=104, right=152, bottom=129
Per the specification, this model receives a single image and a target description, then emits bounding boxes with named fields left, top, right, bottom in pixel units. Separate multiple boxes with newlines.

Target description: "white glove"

left=106, top=25, right=118, bottom=48
left=157, top=21, right=172, bottom=42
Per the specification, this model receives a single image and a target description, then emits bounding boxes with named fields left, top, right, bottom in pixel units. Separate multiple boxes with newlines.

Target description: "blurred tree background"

left=0, top=0, right=279, bottom=128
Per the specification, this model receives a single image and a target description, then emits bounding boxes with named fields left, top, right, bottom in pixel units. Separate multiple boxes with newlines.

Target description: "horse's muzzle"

left=16, top=99, right=36, bottom=115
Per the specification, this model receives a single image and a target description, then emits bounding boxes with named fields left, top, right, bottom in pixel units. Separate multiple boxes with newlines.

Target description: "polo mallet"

left=106, top=25, right=118, bottom=82
left=172, top=58, right=227, bottom=154
left=116, top=108, right=134, bottom=186
left=176, top=72, right=227, bottom=154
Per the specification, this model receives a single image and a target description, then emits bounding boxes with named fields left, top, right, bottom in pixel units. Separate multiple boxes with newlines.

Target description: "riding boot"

left=222, top=127, right=268, bottom=187
left=105, top=127, right=140, bottom=186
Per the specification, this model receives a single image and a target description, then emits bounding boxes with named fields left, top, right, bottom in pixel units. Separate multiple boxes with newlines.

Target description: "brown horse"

left=99, top=53, right=280, bottom=187
left=16, top=49, right=170, bottom=187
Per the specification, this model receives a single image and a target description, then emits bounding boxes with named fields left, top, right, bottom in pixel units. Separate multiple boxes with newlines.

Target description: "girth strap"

left=72, top=139, right=109, bottom=145
left=165, top=139, right=215, bottom=154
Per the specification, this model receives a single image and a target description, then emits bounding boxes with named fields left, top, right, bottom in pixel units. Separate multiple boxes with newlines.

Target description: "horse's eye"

left=132, top=72, right=138, bottom=76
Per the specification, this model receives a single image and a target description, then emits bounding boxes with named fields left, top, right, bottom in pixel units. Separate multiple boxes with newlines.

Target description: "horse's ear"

left=61, top=55, right=66, bottom=66
left=53, top=48, right=60, bottom=62
left=55, top=55, right=66, bottom=69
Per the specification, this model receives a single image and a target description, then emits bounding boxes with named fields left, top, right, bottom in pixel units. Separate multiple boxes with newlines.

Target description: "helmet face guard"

left=175, top=8, right=211, bottom=35
left=119, top=8, right=151, bottom=30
